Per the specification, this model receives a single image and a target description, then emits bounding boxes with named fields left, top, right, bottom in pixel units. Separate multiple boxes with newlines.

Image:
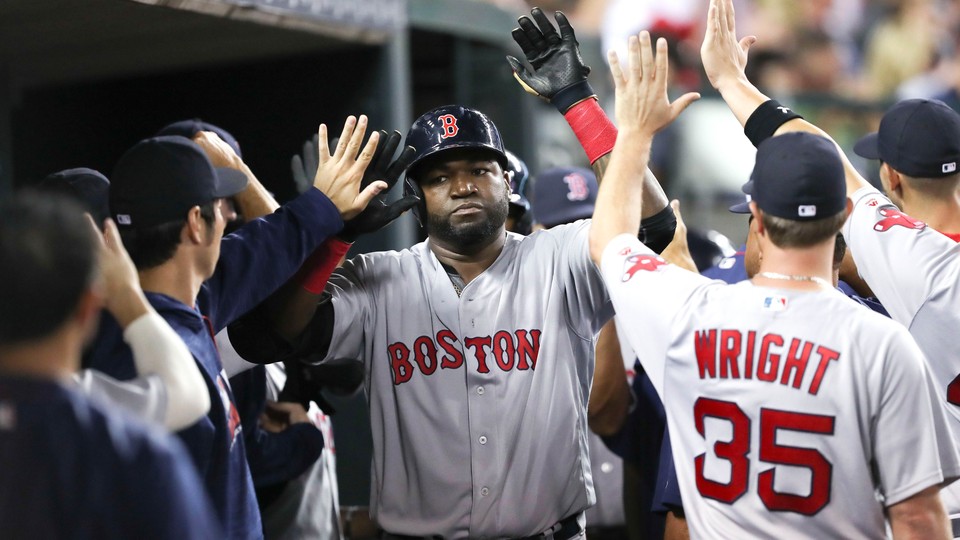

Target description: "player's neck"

left=429, top=230, right=506, bottom=285
left=902, top=192, right=960, bottom=235
left=0, top=330, right=80, bottom=381
left=752, top=239, right=834, bottom=290
left=137, top=255, right=204, bottom=308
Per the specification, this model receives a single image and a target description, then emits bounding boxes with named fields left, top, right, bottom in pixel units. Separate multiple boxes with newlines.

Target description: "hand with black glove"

left=506, top=8, right=594, bottom=113
left=339, top=130, right=418, bottom=242
left=290, top=134, right=320, bottom=195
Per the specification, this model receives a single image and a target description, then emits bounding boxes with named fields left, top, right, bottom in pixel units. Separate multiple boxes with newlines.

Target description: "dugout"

left=0, top=0, right=537, bottom=509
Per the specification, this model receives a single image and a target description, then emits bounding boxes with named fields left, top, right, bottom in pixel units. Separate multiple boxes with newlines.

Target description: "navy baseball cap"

left=110, top=136, right=248, bottom=229
left=744, top=132, right=846, bottom=221
left=854, top=99, right=960, bottom=178
left=34, top=168, right=111, bottom=225
left=157, top=119, right=243, bottom=158
left=728, top=180, right=753, bottom=214
left=531, top=167, right=598, bottom=227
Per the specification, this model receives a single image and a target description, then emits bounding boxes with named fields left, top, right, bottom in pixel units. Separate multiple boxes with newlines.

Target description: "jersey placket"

left=458, top=276, right=503, bottom=534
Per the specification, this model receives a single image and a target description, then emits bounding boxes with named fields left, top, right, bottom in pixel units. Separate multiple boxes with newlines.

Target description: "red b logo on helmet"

left=438, top=114, right=459, bottom=139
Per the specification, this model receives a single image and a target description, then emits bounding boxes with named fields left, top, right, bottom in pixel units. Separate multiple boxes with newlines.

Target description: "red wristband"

left=563, top=98, right=618, bottom=164
left=297, top=238, right=352, bottom=294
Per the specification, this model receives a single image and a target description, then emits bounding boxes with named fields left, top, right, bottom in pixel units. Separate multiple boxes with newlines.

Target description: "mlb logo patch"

left=116, top=214, right=132, bottom=225
left=797, top=205, right=817, bottom=217
left=943, top=162, right=957, bottom=174
left=763, top=296, right=788, bottom=312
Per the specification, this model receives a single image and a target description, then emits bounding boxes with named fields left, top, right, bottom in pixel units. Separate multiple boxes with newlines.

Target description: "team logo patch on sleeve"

left=622, top=254, right=668, bottom=282
left=873, top=206, right=926, bottom=233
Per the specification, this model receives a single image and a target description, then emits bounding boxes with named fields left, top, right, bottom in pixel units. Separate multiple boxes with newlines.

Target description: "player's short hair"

left=0, top=191, right=97, bottom=345
left=119, top=201, right=217, bottom=270
left=899, top=170, right=960, bottom=197
left=761, top=210, right=847, bottom=249
left=832, top=233, right=846, bottom=270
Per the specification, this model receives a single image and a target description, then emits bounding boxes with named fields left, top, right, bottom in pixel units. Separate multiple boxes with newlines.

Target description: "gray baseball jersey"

left=844, top=186, right=960, bottom=514
left=322, top=220, right=612, bottom=538
left=600, top=233, right=960, bottom=538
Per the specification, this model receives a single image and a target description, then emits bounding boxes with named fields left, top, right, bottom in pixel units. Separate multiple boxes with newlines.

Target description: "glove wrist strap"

left=553, top=80, right=596, bottom=114
left=297, top=237, right=352, bottom=294
left=564, top=97, right=618, bottom=164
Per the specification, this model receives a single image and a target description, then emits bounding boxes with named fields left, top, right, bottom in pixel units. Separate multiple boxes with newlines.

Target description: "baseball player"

left=0, top=192, right=222, bottom=539
left=236, top=103, right=613, bottom=538
left=33, top=168, right=211, bottom=431
left=699, top=0, right=960, bottom=529
left=593, top=16, right=958, bottom=540
left=83, top=117, right=384, bottom=538
left=504, top=149, right=532, bottom=235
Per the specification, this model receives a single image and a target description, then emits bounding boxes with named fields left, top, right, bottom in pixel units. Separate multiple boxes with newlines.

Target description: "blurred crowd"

left=480, top=0, right=960, bottom=106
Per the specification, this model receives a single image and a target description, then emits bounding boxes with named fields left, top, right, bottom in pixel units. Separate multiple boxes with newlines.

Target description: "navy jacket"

left=0, top=376, right=222, bottom=539
left=83, top=189, right=342, bottom=538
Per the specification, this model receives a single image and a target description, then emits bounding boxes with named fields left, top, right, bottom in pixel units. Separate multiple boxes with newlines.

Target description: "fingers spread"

left=518, top=16, right=545, bottom=51
left=639, top=31, right=654, bottom=80
left=511, top=28, right=537, bottom=57
left=627, top=34, right=641, bottom=81
left=345, top=115, right=369, bottom=160
left=531, top=8, right=560, bottom=44
left=607, top=50, right=624, bottom=88
left=655, top=37, right=669, bottom=84
left=333, top=116, right=356, bottom=161
left=317, top=123, right=331, bottom=164
left=555, top=11, right=577, bottom=42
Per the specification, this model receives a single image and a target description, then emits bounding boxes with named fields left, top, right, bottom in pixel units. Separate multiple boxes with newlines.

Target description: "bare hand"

left=313, top=115, right=387, bottom=220
left=87, top=215, right=149, bottom=327
left=660, top=200, right=698, bottom=273
left=609, top=32, right=700, bottom=138
left=700, top=0, right=757, bottom=90
left=192, top=131, right=245, bottom=170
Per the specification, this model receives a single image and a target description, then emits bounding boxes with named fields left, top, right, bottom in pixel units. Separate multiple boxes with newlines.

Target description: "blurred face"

left=417, top=149, right=511, bottom=250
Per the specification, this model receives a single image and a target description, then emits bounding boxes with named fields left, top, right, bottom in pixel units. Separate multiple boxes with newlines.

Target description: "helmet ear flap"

left=403, top=174, right=426, bottom=227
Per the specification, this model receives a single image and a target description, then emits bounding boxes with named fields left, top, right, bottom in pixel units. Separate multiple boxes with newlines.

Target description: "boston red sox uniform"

left=598, top=232, right=960, bottom=538
left=321, top=220, right=611, bottom=538
left=844, top=185, right=960, bottom=515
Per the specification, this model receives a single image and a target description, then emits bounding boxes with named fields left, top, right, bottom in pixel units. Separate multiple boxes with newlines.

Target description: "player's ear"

left=184, top=206, right=205, bottom=245
left=882, top=163, right=902, bottom=194
left=748, top=202, right=765, bottom=235
left=844, top=198, right=853, bottom=219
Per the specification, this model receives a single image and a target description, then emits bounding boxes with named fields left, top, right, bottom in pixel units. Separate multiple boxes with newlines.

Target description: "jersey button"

left=477, top=386, right=485, bottom=395
left=479, top=435, right=487, bottom=445
left=480, top=487, right=490, bottom=497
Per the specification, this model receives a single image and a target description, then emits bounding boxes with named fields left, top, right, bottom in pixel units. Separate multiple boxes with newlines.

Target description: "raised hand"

left=700, top=0, right=757, bottom=90
left=313, top=115, right=385, bottom=221
left=506, top=8, right=593, bottom=112
left=193, top=131, right=244, bottom=170
left=339, top=130, right=418, bottom=242
left=87, top=215, right=149, bottom=327
left=608, top=32, right=700, bottom=138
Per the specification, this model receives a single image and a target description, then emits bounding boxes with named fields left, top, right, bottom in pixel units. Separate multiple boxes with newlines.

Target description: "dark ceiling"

left=0, top=0, right=360, bottom=91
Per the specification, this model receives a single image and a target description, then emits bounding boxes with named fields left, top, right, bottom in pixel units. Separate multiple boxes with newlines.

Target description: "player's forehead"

left=414, top=148, right=502, bottom=177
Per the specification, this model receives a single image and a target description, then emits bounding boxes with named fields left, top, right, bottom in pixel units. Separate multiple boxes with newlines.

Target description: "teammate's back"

left=0, top=376, right=221, bottom=539
left=645, top=278, right=956, bottom=538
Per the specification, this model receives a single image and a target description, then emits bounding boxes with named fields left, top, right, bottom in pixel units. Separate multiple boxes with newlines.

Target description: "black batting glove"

left=339, top=130, right=418, bottom=243
left=291, top=134, right=320, bottom=195
left=506, top=8, right=594, bottom=113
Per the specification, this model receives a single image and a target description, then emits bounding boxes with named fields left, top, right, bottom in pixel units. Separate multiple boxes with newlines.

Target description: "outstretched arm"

left=589, top=32, right=699, bottom=264
left=700, top=0, right=871, bottom=197
left=508, top=8, right=670, bottom=220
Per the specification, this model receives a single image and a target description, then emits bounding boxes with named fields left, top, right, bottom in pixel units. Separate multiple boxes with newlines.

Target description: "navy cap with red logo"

left=530, top=166, right=598, bottom=228
left=404, top=105, right=508, bottom=177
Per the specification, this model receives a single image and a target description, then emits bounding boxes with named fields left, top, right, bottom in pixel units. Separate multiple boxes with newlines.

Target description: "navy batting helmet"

left=403, top=105, right=508, bottom=225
